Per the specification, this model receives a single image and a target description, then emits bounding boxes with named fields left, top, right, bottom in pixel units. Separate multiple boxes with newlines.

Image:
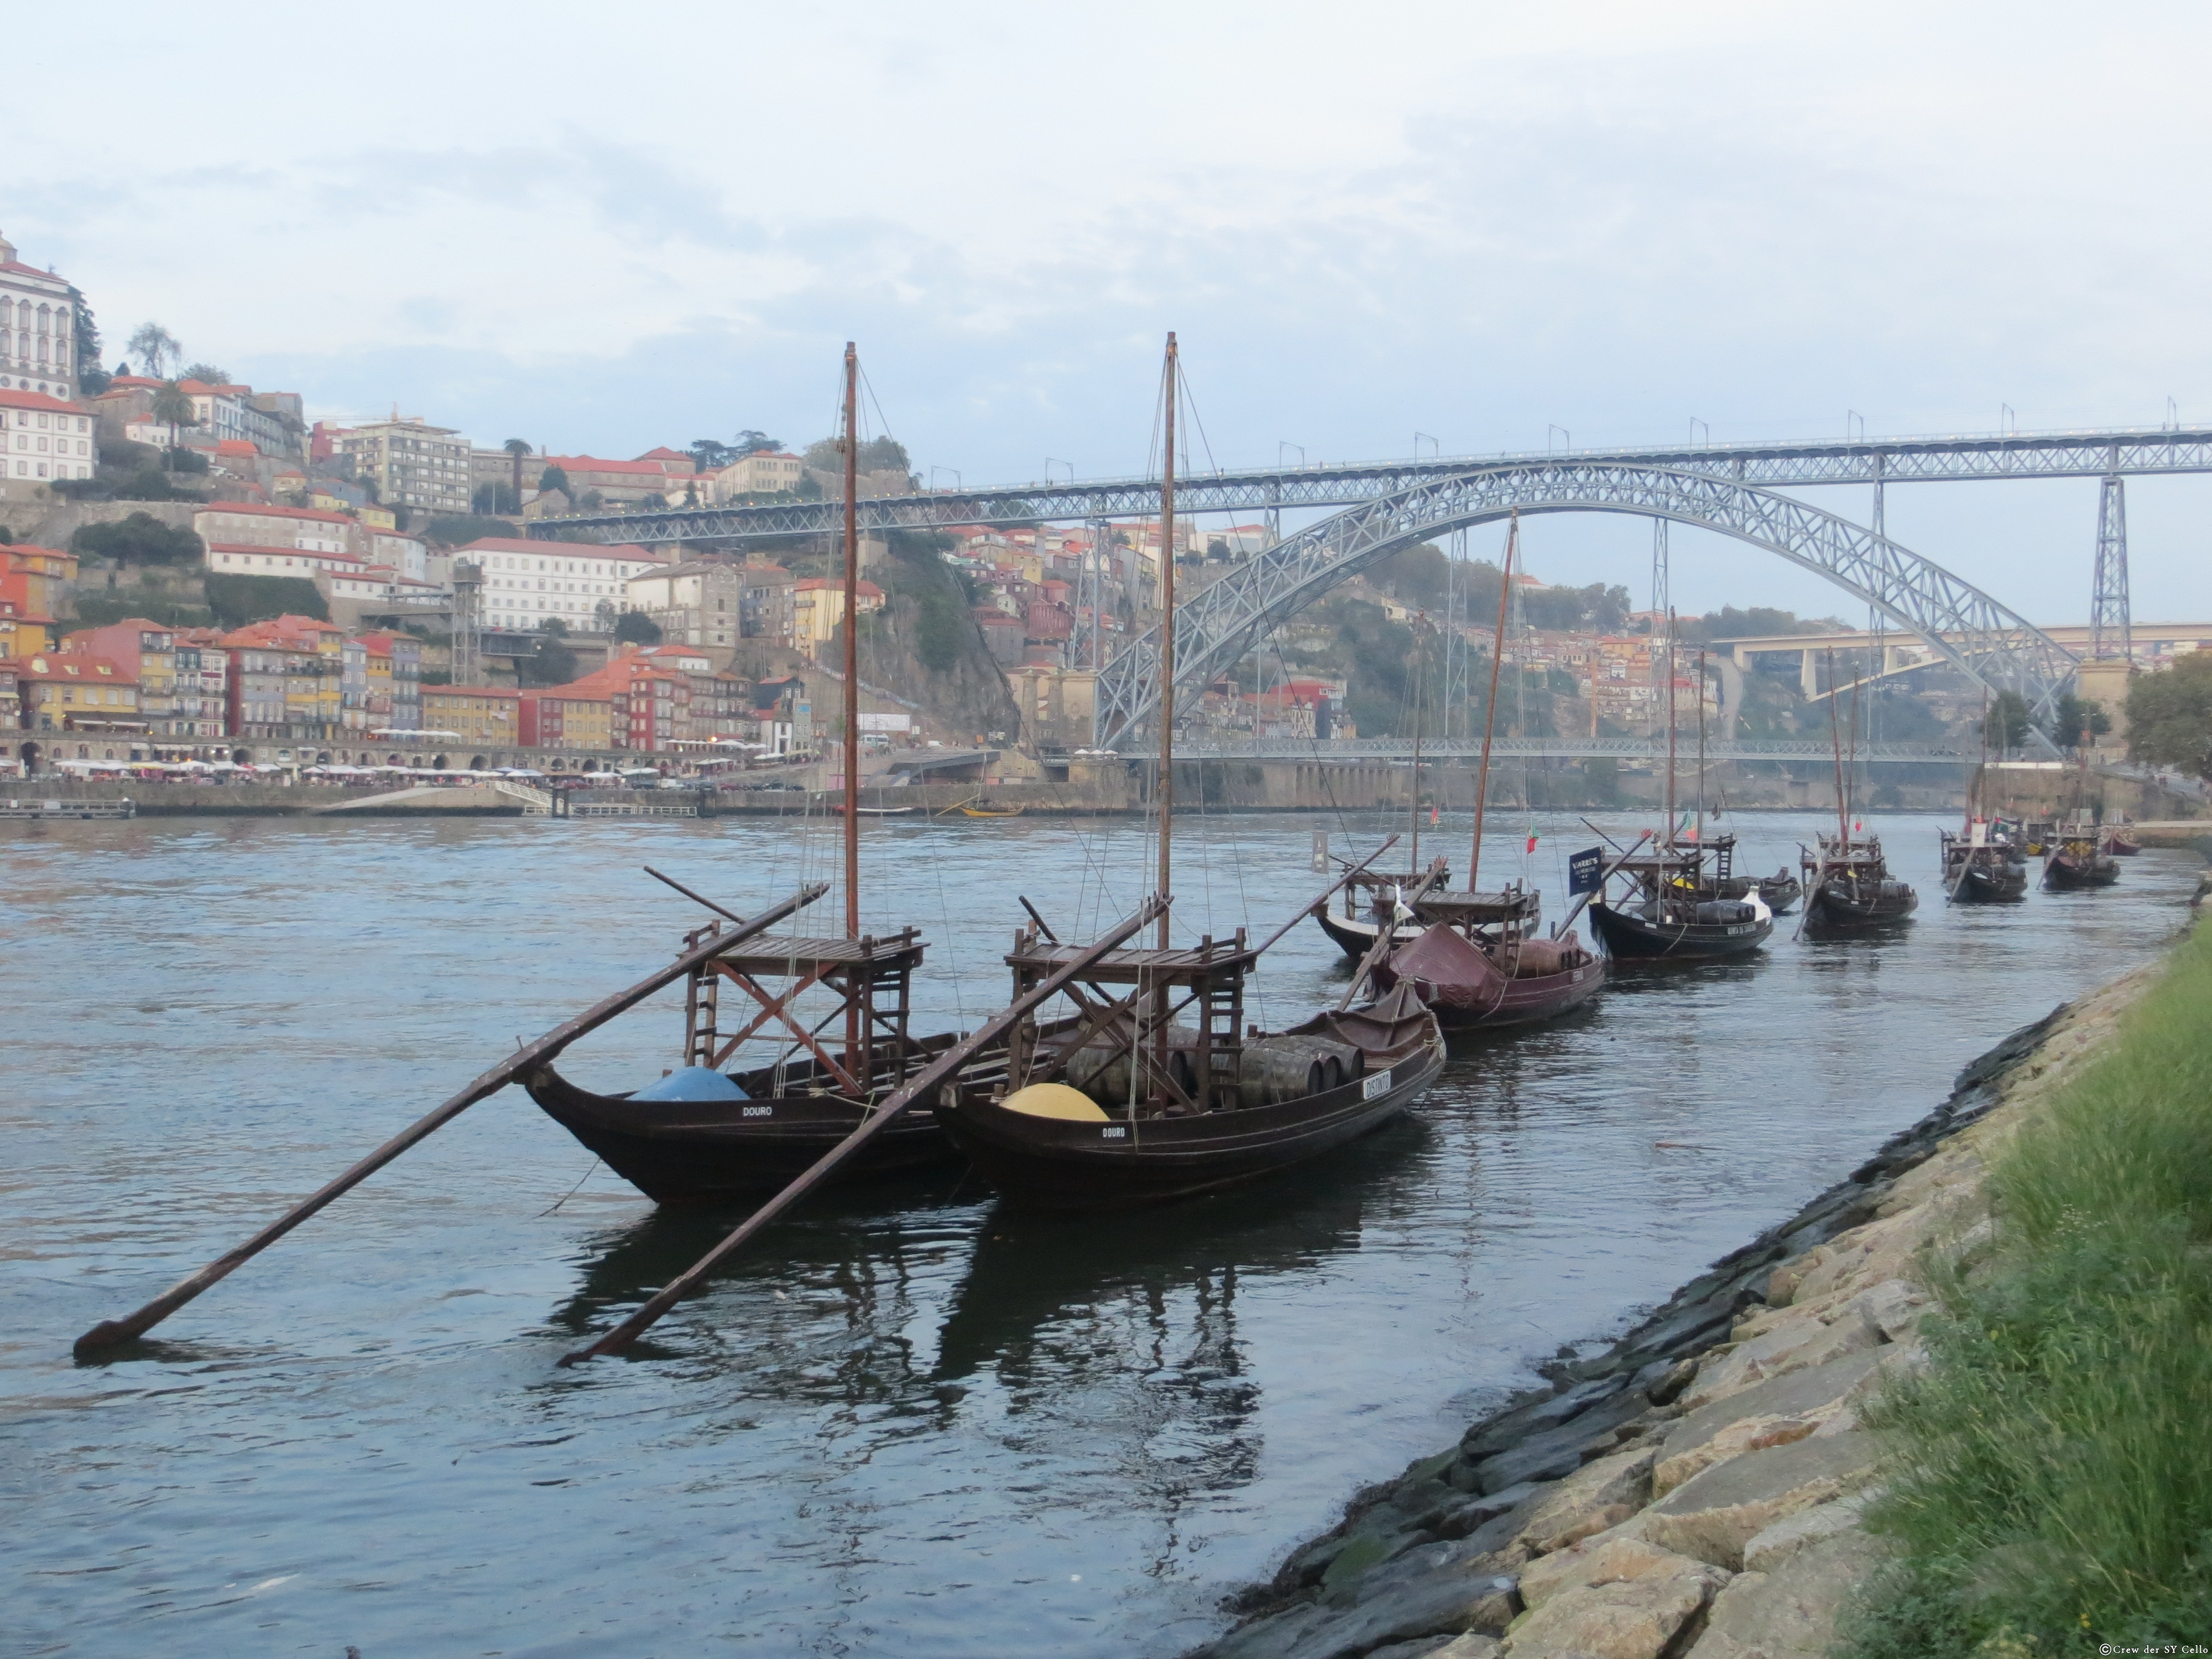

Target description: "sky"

left=12, top=1, right=2212, bottom=626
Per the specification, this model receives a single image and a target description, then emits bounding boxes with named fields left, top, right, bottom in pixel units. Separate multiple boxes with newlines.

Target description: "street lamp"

left=1045, top=457, right=1074, bottom=485
left=1548, top=425, right=1570, bottom=453
left=1414, top=431, right=1438, bottom=459
left=1277, top=441, right=1305, bottom=469
left=930, top=465, right=963, bottom=492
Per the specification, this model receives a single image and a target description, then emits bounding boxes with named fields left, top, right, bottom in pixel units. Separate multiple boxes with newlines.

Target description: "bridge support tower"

left=2091, top=471, right=2131, bottom=662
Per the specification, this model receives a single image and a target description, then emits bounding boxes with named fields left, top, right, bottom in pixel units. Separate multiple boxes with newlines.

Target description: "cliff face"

left=855, top=538, right=1020, bottom=745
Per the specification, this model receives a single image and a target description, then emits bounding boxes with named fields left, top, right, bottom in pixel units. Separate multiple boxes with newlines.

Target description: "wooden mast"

left=1663, top=607, right=1678, bottom=853
left=1468, top=509, right=1516, bottom=894
left=841, top=343, right=861, bottom=938
left=841, top=344, right=862, bottom=1067
left=1694, top=648, right=1708, bottom=843
left=1155, top=332, right=1177, bottom=949
left=1408, top=620, right=1424, bottom=872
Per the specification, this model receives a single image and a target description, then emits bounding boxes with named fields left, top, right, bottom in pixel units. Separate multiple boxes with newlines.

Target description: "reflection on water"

left=2, top=810, right=2199, bottom=1657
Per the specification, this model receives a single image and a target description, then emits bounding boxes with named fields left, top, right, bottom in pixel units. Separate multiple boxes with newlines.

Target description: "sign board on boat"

left=1568, top=846, right=1604, bottom=894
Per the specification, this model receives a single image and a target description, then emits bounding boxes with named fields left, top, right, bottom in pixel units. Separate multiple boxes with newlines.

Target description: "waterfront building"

left=0, top=662, right=15, bottom=734
left=6, top=649, right=144, bottom=739
left=0, top=230, right=84, bottom=401
left=7, top=544, right=79, bottom=615
left=220, top=615, right=345, bottom=739
left=95, top=377, right=304, bottom=460
left=420, top=684, right=520, bottom=750
left=328, top=416, right=473, bottom=518
left=2, top=387, right=95, bottom=483
left=62, top=620, right=181, bottom=735
left=0, top=591, right=55, bottom=656
left=458, top=537, right=662, bottom=634
left=518, top=686, right=615, bottom=751
left=168, top=629, right=229, bottom=738
left=547, top=650, right=692, bottom=750
left=349, top=631, right=422, bottom=734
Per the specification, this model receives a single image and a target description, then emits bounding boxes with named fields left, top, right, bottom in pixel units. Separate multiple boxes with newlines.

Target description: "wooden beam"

left=72, top=881, right=832, bottom=1358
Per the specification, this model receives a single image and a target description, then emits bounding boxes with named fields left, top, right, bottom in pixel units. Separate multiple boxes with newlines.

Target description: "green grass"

left=1841, top=922, right=2212, bottom=1651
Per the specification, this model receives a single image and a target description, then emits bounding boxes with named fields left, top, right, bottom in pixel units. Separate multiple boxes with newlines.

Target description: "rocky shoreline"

left=1187, top=959, right=2166, bottom=1659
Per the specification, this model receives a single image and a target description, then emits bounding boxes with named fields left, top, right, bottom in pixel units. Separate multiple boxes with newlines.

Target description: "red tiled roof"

left=541, top=454, right=692, bottom=478
left=0, top=387, right=85, bottom=414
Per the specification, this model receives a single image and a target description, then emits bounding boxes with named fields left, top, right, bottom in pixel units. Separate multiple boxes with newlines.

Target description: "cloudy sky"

left=13, top=2, right=2212, bottom=623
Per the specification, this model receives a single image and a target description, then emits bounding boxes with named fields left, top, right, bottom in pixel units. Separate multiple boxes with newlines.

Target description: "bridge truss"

left=1089, top=461, right=2079, bottom=746
left=1149, top=734, right=1970, bottom=765
left=529, top=426, right=2212, bottom=546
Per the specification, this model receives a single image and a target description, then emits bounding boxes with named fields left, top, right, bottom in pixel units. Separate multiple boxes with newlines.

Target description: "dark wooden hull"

left=524, top=1055, right=959, bottom=1204
left=1757, top=875, right=1802, bottom=915
left=1804, top=880, right=1919, bottom=930
left=934, top=1016, right=1446, bottom=1211
left=2043, top=853, right=2121, bottom=889
left=1588, top=900, right=1772, bottom=962
left=1313, top=905, right=1423, bottom=961
left=1947, top=860, right=2029, bottom=903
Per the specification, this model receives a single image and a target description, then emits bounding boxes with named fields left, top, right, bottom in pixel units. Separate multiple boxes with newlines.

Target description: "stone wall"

left=1190, top=959, right=2168, bottom=1659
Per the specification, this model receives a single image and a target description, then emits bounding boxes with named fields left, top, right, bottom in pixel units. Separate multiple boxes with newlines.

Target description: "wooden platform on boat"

left=704, top=929, right=926, bottom=975
left=1410, top=888, right=1540, bottom=926
left=1003, top=935, right=1259, bottom=985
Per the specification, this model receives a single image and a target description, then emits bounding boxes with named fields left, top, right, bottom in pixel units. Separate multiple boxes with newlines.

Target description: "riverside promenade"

left=1193, top=914, right=2206, bottom=1659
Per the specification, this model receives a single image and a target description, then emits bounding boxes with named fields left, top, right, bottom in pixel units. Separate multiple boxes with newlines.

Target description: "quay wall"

left=1189, top=916, right=2201, bottom=1659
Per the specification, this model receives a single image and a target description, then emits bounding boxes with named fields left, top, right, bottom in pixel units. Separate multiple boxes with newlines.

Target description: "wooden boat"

left=2101, top=818, right=2141, bottom=856
left=960, top=802, right=1025, bottom=818
left=1588, top=842, right=1773, bottom=961
left=1313, top=864, right=1449, bottom=958
left=933, top=932, right=1445, bottom=1209
left=1364, top=507, right=1605, bottom=1031
left=2044, top=815, right=2120, bottom=889
left=936, top=335, right=1444, bottom=1212
left=1939, top=821, right=2029, bottom=903
left=523, top=926, right=978, bottom=1201
left=1801, top=830, right=1919, bottom=929
left=528, top=343, right=962, bottom=1204
left=2022, top=818, right=2056, bottom=856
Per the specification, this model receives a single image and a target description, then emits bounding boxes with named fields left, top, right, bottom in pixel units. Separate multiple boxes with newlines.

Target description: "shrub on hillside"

left=205, top=573, right=328, bottom=628
left=71, top=512, right=205, bottom=565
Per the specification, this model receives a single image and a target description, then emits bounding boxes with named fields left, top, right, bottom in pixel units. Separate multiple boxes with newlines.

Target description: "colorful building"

left=421, top=684, right=520, bottom=749
left=6, top=649, right=144, bottom=737
left=518, top=687, right=615, bottom=751
left=219, top=615, right=345, bottom=738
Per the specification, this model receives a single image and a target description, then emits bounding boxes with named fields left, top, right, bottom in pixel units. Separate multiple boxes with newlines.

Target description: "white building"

left=331, top=415, right=473, bottom=517
left=458, top=536, right=665, bottom=634
left=194, top=502, right=363, bottom=557
left=0, top=229, right=82, bottom=401
left=2, top=388, right=95, bottom=482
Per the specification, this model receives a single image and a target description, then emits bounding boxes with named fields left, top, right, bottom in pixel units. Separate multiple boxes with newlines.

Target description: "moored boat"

left=2044, top=814, right=2121, bottom=889
left=1588, top=841, right=1774, bottom=961
left=1801, top=829, right=1919, bottom=930
left=1939, top=821, right=2028, bottom=904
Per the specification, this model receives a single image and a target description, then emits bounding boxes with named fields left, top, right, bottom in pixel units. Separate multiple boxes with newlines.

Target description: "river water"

left=3, top=808, right=2199, bottom=1658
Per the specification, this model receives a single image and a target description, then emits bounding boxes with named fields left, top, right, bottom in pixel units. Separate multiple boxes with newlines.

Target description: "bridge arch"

left=1097, top=461, right=2079, bottom=747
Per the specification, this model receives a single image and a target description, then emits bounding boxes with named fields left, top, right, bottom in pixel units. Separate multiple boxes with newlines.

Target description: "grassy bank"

left=1846, top=920, right=2212, bottom=1651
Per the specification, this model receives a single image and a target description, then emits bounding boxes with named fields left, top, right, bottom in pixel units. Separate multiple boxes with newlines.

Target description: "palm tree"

left=504, top=438, right=531, bottom=509
left=126, top=322, right=181, bottom=380
left=150, top=379, right=199, bottom=465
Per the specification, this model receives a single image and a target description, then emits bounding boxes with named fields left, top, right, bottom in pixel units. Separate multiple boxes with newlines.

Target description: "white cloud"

left=9, top=0, right=2212, bottom=620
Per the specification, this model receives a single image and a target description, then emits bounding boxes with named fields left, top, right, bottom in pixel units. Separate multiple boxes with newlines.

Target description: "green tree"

left=538, top=463, right=572, bottom=499
left=803, top=434, right=911, bottom=476
left=71, top=512, right=205, bottom=565
left=179, top=361, right=229, bottom=385
left=734, top=429, right=781, bottom=457
left=915, top=587, right=965, bottom=671
left=613, top=610, right=662, bottom=645
left=688, top=439, right=734, bottom=471
left=503, top=437, right=531, bottom=507
left=1370, top=542, right=1452, bottom=610
left=2126, top=655, right=2212, bottom=780
left=150, top=379, right=199, bottom=461
left=473, top=482, right=520, bottom=515
left=1985, top=690, right=2032, bottom=752
left=2053, top=693, right=2112, bottom=750
left=125, top=322, right=181, bottom=379
left=72, top=296, right=107, bottom=394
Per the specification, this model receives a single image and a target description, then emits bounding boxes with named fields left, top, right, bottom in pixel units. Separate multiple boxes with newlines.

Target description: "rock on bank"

left=1185, top=960, right=2165, bottom=1659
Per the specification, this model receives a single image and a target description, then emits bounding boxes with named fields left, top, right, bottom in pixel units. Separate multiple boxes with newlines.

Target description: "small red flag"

left=1430, top=804, right=1439, bottom=825
left=1526, top=832, right=1538, bottom=853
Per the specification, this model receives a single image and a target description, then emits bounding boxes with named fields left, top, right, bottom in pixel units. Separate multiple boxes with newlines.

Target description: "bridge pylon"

left=2091, top=472, right=2132, bottom=662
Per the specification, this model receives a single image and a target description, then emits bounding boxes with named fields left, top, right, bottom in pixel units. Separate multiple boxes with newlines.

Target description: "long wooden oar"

left=73, top=881, right=832, bottom=1359
left=560, top=891, right=1170, bottom=1365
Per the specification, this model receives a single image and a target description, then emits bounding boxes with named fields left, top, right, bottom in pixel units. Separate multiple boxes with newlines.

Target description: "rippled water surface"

left=3, top=808, right=2199, bottom=1657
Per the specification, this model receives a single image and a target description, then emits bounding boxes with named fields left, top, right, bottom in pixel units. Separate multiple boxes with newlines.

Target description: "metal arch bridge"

left=1089, top=461, right=2079, bottom=745
left=525, top=423, right=2212, bottom=545
left=1142, top=734, right=1971, bottom=766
